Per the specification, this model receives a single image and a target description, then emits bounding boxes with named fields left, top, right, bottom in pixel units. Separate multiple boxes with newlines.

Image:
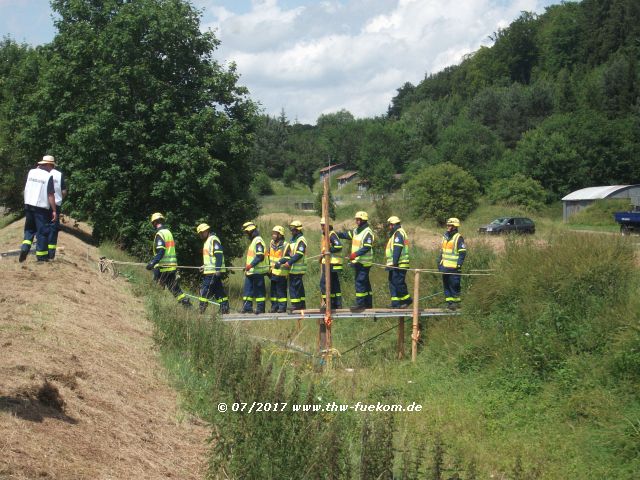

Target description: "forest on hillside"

left=0, top=0, right=639, bottom=257
left=252, top=0, right=640, bottom=199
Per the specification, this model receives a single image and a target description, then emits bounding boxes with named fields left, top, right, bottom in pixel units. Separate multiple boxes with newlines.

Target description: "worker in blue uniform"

left=276, top=220, right=307, bottom=312
left=47, top=161, right=68, bottom=260
left=20, top=155, right=57, bottom=263
left=196, top=223, right=230, bottom=314
left=267, top=225, right=289, bottom=313
left=437, top=217, right=467, bottom=310
left=385, top=216, right=412, bottom=308
left=146, top=212, right=191, bottom=307
left=319, top=217, right=343, bottom=309
left=241, top=221, right=269, bottom=314
left=338, top=211, right=375, bottom=310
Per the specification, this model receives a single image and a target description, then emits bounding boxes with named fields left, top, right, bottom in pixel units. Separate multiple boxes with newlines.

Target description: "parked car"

left=478, top=217, right=535, bottom=235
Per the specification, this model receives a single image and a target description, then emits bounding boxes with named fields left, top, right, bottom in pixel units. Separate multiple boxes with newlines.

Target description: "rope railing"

left=98, top=256, right=494, bottom=277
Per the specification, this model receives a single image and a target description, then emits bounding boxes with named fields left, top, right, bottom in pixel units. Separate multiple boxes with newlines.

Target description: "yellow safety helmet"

left=446, top=217, right=461, bottom=227
left=272, top=225, right=285, bottom=236
left=387, top=216, right=401, bottom=224
left=242, top=221, right=257, bottom=232
left=354, top=211, right=369, bottom=221
left=196, top=223, right=210, bottom=234
left=289, top=220, right=303, bottom=230
left=150, top=212, right=165, bottom=223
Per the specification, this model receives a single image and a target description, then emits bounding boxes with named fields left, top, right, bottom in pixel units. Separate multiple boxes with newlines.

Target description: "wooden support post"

left=320, top=175, right=332, bottom=360
left=411, top=270, right=420, bottom=362
left=397, top=317, right=405, bottom=359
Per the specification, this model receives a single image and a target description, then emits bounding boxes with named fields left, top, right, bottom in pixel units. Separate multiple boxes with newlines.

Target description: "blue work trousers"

left=269, top=275, right=288, bottom=312
left=158, top=270, right=189, bottom=305
left=442, top=269, right=461, bottom=304
left=320, top=268, right=342, bottom=308
left=388, top=269, right=411, bottom=307
left=48, top=205, right=61, bottom=259
left=289, top=273, right=306, bottom=310
left=354, top=263, right=373, bottom=308
left=200, top=273, right=229, bottom=313
left=243, top=274, right=266, bottom=313
left=22, top=206, right=51, bottom=261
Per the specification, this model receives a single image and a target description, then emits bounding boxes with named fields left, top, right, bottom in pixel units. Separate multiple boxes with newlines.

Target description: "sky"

left=1, top=0, right=559, bottom=124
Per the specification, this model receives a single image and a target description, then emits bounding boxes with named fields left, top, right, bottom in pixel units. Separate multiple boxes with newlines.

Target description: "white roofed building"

left=561, top=185, right=640, bottom=221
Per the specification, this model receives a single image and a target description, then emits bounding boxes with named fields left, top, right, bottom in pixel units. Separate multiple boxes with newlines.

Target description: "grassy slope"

left=98, top=193, right=640, bottom=478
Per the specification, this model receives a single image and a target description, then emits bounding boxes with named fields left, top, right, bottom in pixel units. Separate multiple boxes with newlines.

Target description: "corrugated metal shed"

left=562, top=185, right=640, bottom=221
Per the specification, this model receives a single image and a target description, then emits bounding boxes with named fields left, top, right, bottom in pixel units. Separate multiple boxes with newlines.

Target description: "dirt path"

left=0, top=220, right=208, bottom=479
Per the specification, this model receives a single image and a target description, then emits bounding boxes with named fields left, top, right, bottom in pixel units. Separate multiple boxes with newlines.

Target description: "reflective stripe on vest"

left=246, top=236, right=269, bottom=274
left=441, top=232, right=461, bottom=269
left=351, top=226, right=374, bottom=267
left=155, top=228, right=177, bottom=272
left=385, top=227, right=410, bottom=268
left=203, top=234, right=226, bottom=274
left=269, top=240, right=288, bottom=277
left=24, top=168, right=51, bottom=209
left=321, top=231, right=343, bottom=269
left=289, top=235, right=307, bottom=274
left=51, top=169, right=63, bottom=206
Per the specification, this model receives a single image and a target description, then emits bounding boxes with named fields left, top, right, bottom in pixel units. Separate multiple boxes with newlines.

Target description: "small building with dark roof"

left=337, top=171, right=358, bottom=189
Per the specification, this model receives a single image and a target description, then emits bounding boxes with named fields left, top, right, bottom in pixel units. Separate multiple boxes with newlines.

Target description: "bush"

left=283, top=166, right=296, bottom=187
left=487, top=174, right=546, bottom=210
left=251, top=172, right=274, bottom=196
left=406, top=162, right=480, bottom=225
left=314, top=189, right=336, bottom=219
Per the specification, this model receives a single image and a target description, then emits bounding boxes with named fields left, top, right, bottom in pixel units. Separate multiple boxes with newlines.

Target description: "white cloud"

left=204, top=0, right=557, bottom=123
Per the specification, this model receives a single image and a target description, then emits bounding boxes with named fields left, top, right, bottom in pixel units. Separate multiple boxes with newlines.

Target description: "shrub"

left=406, top=162, right=480, bottom=225
left=487, top=174, right=546, bottom=210
left=251, top=172, right=275, bottom=195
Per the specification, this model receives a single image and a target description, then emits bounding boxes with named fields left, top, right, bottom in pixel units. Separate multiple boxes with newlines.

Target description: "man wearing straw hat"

left=47, top=157, right=68, bottom=260
left=146, top=212, right=191, bottom=307
left=19, top=155, right=57, bottom=263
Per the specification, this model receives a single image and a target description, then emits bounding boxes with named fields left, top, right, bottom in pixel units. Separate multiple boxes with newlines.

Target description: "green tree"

left=436, top=117, right=504, bottom=186
left=0, top=40, right=44, bottom=210
left=487, top=174, right=547, bottom=210
left=406, top=163, right=480, bottom=225
left=314, top=189, right=336, bottom=219
left=23, top=0, right=257, bottom=262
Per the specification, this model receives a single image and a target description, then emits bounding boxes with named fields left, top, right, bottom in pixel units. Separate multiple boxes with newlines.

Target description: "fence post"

left=411, top=271, right=420, bottom=362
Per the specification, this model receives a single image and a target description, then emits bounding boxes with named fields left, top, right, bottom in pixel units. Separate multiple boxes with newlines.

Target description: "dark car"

left=478, top=217, right=535, bottom=235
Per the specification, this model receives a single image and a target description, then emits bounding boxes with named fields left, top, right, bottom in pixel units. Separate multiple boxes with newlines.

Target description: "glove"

left=349, top=252, right=357, bottom=261
left=245, top=264, right=252, bottom=272
left=214, top=271, right=222, bottom=277
left=282, top=262, right=291, bottom=269
left=146, top=262, right=155, bottom=271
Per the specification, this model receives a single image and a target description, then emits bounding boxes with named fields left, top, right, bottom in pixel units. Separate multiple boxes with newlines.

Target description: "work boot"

left=277, top=306, right=287, bottom=313
left=181, top=298, right=192, bottom=308
left=219, top=303, right=230, bottom=315
left=388, top=304, right=400, bottom=309
left=399, top=299, right=413, bottom=308
left=199, top=303, right=208, bottom=314
left=349, top=305, right=365, bottom=312
left=270, top=304, right=278, bottom=313
left=239, top=308, right=254, bottom=314
left=18, top=249, right=29, bottom=263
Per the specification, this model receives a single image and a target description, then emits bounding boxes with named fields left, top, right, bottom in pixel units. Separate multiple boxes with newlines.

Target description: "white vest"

left=24, top=168, right=52, bottom=209
left=51, top=168, right=63, bottom=206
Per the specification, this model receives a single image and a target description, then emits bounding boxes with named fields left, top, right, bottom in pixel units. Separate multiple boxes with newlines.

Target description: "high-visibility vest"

left=322, top=230, right=343, bottom=270
left=441, top=232, right=462, bottom=269
left=51, top=169, right=63, bottom=206
left=350, top=226, right=374, bottom=267
left=155, top=228, right=177, bottom=272
left=23, top=168, right=52, bottom=209
left=269, top=240, right=288, bottom=277
left=203, top=234, right=226, bottom=274
left=386, top=227, right=410, bottom=268
left=289, top=235, right=307, bottom=274
left=246, top=235, right=269, bottom=275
